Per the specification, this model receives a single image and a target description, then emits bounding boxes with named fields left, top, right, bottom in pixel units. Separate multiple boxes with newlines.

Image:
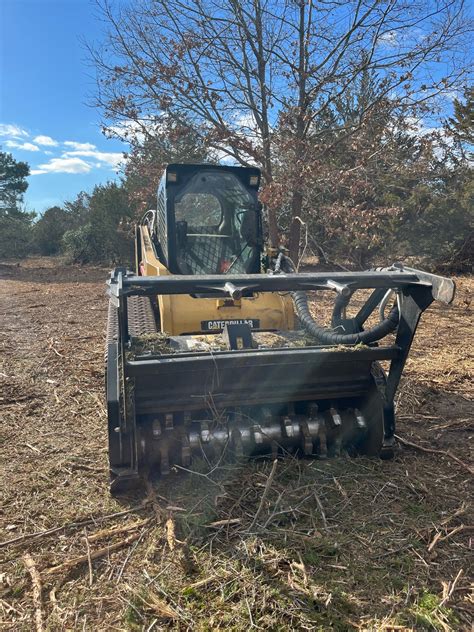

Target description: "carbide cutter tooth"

left=200, top=421, right=210, bottom=443
left=330, top=407, right=342, bottom=427
left=252, top=423, right=263, bottom=445
left=355, top=408, right=367, bottom=429
left=283, top=416, right=294, bottom=438
left=330, top=408, right=342, bottom=456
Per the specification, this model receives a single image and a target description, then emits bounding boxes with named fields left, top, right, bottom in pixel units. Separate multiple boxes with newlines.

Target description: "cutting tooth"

left=355, top=408, right=367, bottom=429
left=330, top=407, right=342, bottom=427
left=252, top=423, right=263, bottom=445
left=200, top=421, right=210, bottom=443
left=329, top=408, right=342, bottom=456
left=283, top=416, right=294, bottom=438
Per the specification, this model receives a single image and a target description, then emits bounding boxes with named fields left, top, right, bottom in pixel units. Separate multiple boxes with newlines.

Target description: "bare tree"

left=91, top=0, right=472, bottom=260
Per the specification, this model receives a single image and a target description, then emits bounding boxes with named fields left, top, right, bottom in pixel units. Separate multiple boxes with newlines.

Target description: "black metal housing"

left=106, top=264, right=455, bottom=492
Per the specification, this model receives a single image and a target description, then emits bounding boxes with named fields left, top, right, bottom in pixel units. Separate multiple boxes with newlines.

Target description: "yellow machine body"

left=138, top=226, right=295, bottom=335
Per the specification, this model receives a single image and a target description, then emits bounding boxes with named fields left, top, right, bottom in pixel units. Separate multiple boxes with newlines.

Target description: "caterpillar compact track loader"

left=106, top=163, right=455, bottom=493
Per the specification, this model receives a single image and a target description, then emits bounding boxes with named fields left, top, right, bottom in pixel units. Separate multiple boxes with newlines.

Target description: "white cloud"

left=64, top=141, right=97, bottom=151
left=5, top=140, right=40, bottom=151
left=0, top=124, right=29, bottom=138
left=104, top=119, right=147, bottom=144
left=31, top=157, right=92, bottom=176
left=379, top=31, right=398, bottom=47
left=63, top=149, right=125, bottom=169
left=33, top=135, right=58, bottom=147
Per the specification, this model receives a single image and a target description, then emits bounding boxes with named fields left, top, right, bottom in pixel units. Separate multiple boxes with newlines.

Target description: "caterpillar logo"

left=201, top=319, right=260, bottom=331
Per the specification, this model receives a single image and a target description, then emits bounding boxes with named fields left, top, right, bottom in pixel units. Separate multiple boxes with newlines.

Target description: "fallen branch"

left=428, top=524, right=474, bottom=552
left=395, top=434, right=474, bottom=475
left=45, top=532, right=142, bottom=576
left=440, top=568, right=464, bottom=607
left=0, top=502, right=151, bottom=549
left=441, top=502, right=467, bottom=526
left=182, top=572, right=230, bottom=592
left=88, top=518, right=150, bottom=543
left=248, top=459, right=278, bottom=531
left=137, top=590, right=179, bottom=621
left=205, top=518, right=241, bottom=528
left=23, top=553, right=44, bottom=632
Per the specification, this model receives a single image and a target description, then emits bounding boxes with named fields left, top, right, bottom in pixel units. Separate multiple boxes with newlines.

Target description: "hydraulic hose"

left=292, top=290, right=399, bottom=345
left=277, top=253, right=399, bottom=345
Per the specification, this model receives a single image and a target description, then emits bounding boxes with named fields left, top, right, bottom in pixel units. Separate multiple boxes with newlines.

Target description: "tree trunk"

left=287, top=0, right=309, bottom=266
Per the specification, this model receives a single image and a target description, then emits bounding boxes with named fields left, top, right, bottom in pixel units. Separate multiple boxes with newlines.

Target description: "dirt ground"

left=0, top=257, right=472, bottom=631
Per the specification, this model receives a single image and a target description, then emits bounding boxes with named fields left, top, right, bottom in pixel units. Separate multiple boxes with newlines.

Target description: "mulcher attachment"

left=105, top=264, right=454, bottom=494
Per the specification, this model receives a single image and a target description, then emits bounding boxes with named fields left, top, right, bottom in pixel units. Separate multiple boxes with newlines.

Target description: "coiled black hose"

left=278, top=254, right=399, bottom=344
left=292, top=290, right=399, bottom=345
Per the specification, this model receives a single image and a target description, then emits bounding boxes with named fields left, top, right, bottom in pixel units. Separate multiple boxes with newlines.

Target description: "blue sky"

left=0, top=0, right=127, bottom=213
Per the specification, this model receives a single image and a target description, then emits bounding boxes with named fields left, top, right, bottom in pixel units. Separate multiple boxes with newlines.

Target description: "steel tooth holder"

left=308, top=402, right=318, bottom=419
left=308, top=403, right=326, bottom=458
left=318, top=418, right=328, bottom=459
left=299, top=419, right=313, bottom=456
left=330, top=408, right=342, bottom=456
left=159, top=440, right=170, bottom=475
left=152, top=418, right=162, bottom=438
left=200, top=421, right=210, bottom=444
left=252, top=423, right=264, bottom=445
left=231, top=427, right=244, bottom=457
left=165, top=413, right=174, bottom=430
left=354, top=408, right=367, bottom=429
left=271, top=440, right=279, bottom=459
left=330, top=407, right=342, bottom=427
left=179, top=429, right=192, bottom=467
left=283, top=415, right=294, bottom=438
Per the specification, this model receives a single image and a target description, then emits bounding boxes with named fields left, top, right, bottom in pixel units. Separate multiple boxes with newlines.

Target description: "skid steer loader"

left=106, top=163, right=455, bottom=493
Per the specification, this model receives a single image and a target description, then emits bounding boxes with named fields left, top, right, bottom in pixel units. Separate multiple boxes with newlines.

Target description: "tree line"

left=0, top=0, right=472, bottom=271
left=0, top=87, right=472, bottom=271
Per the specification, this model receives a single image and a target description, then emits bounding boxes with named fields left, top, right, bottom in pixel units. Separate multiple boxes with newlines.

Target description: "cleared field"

left=0, top=258, right=472, bottom=631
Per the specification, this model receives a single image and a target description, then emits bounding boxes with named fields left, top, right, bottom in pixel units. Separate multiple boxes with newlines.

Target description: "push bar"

left=108, top=265, right=455, bottom=305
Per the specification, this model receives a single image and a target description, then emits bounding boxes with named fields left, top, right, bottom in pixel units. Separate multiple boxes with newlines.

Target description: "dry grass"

left=0, top=258, right=472, bottom=631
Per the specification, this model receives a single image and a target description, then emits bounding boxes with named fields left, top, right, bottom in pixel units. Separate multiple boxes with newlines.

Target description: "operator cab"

left=150, top=164, right=263, bottom=275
